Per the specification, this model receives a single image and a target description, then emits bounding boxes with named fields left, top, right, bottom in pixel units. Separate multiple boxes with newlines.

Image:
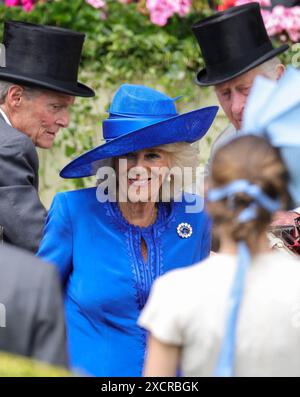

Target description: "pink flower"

left=149, top=10, right=171, bottom=26
left=5, top=0, right=34, bottom=12
left=234, top=0, right=300, bottom=42
left=5, top=0, right=20, bottom=6
left=85, top=0, right=106, bottom=9
left=177, top=0, right=191, bottom=16
left=21, top=0, right=34, bottom=12
left=262, top=5, right=300, bottom=42
left=146, top=0, right=191, bottom=26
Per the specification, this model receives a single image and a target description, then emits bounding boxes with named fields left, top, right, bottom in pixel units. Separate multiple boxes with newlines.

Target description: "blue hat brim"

left=60, top=106, right=218, bottom=178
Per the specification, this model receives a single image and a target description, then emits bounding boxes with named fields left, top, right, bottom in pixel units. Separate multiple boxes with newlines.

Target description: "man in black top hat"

left=0, top=21, right=94, bottom=253
left=192, top=3, right=286, bottom=161
left=192, top=3, right=299, bottom=233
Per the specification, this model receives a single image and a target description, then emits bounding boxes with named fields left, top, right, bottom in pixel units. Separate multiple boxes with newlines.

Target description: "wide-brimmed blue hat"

left=60, top=84, right=218, bottom=178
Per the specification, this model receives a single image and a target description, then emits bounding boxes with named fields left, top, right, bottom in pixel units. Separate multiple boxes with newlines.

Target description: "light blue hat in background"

left=242, top=66, right=300, bottom=209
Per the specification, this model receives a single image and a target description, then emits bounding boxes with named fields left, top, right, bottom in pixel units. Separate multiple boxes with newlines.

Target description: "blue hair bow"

left=242, top=66, right=300, bottom=210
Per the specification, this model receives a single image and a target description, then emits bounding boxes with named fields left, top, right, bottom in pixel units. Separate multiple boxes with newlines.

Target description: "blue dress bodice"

left=37, top=187, right=211, bottom=376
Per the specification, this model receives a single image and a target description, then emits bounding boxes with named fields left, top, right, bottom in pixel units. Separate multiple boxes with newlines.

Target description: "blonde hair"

left=157, top=142, right=200, bottom=200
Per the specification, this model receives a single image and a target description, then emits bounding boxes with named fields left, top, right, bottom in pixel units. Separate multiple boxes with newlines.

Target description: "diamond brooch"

left=177, top=223, right=193, bottom=239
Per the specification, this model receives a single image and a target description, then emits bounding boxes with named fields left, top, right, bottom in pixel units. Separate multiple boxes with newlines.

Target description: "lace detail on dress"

left=129, top=228, right=147, bottom=310
left=104, top=200, right=176, bottom=311
left=102, top=198, right=178, bottom=375
left=128, top=224, right=161, bottom=310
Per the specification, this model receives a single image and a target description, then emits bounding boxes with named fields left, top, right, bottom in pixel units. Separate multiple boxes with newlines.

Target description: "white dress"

left=139, top=251, right=300, bottom=377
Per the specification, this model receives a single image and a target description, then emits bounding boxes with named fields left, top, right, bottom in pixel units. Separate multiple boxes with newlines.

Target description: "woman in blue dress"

left=37, top=84, right=218, bottom=376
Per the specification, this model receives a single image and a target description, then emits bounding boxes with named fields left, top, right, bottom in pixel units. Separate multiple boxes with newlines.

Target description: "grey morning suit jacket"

left=0, top=243, right=68, bottom=367
left=0, top=114, right=46, bottom=252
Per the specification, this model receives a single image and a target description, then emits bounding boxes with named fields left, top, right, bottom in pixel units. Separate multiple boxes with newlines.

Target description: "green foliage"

left=0, top=0, right=297, bottom=203
left=0, top=352, right=72, bottom=376
left=0, top=0, right=211, bottom=86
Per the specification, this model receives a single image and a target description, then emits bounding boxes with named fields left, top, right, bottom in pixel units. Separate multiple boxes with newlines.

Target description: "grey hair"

left=257, top=57, right=283, bottom=80
left=157, top=142, right=201, bottom=200
left=0, top=80, right=44, bottom=104
left=96, top=141, right=201, bottom=200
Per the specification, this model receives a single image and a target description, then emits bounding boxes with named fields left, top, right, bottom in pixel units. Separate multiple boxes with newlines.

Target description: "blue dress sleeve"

left=37, top=193, right=73, bottom=284
left=200, top=212, right=212, bottom=260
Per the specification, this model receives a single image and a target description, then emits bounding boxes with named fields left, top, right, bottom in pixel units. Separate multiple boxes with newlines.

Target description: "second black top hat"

left=192, top=3, right=288, bottom=86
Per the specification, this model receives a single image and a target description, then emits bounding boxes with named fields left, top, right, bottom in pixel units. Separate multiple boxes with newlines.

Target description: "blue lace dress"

left=37, top=187, right=211, bottom=376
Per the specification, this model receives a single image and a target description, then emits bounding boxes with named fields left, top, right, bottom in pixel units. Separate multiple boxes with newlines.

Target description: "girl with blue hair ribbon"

left=140, top=133, right=300, bottom=377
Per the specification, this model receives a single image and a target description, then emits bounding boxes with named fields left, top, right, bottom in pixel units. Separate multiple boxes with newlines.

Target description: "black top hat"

left=192, top=3, right=288, bottom=86
left=0, top=21, right=94, bottom=97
